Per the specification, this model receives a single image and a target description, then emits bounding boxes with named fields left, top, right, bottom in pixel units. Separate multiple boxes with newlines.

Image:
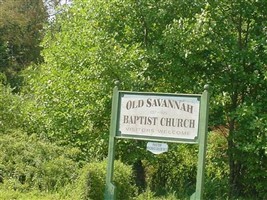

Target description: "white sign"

left=118, top=93, right=200, bottom=141
left=147, top=142, right=168, bottom=154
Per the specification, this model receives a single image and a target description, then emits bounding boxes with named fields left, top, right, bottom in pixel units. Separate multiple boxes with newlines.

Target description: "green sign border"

left=105, top=84, right=210, bottom=200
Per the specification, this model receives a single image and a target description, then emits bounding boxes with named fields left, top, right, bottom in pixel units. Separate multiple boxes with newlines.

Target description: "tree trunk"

left=133, top=159, right=146, bottom=193
left=228, top=116, right=243, bottom=199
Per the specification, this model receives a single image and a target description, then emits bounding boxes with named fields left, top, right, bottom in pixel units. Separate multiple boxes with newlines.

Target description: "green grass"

left=0, top=187, right=72, bottom=200
left=0, top=185, right=186, bottom=200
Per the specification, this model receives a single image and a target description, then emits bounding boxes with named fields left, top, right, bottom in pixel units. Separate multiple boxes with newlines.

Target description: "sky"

left=60, top=0, right=72, bottom=6
left=46, top=0, right=72, bottom=20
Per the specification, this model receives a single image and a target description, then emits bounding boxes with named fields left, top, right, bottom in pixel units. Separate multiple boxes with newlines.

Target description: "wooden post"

left=191, top=84, right=210, bottom=200
left=104, top=83, right=119, bottom=200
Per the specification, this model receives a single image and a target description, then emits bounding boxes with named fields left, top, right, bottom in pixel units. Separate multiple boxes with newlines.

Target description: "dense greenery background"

left=0, top=0, right=266, bottom=199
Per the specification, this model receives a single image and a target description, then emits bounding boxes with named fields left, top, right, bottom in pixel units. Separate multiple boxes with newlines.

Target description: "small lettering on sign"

left=147, top=142, right=168, bottom=154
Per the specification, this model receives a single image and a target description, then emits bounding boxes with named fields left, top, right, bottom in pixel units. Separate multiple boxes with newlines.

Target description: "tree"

left=160, top=1, right=267, bottom=198
left=24, top=0, right=148, bottom=160
left=0, top=0, right=51, bottom=90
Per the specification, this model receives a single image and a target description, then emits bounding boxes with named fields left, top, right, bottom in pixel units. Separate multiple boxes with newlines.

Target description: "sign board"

left=117, top=92, right=200, bottom=143
left=147, top=142, right=168, bottom=154
left=105, top=85, right=210, bottom=200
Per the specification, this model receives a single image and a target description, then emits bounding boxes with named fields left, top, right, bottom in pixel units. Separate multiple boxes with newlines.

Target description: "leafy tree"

left=0, top=0, right=56, bottom=89
left=160, top=1, right=267, bottom=198
left=24, top=0, right=148, bottom=160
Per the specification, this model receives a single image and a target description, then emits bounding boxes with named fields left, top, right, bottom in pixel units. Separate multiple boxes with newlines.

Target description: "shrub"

left=141, top=132, right=229, bottom=199
left=204, top=131, right=229, bottom=199
left=75, top=160, right=137, bottom=200
left=0, top=184, right=72, bottom=200
left=143, top=144, right=197, bottom=198
left=0, top=129, right=81, bottom=192
left=0, top=82, right=24, bottom=133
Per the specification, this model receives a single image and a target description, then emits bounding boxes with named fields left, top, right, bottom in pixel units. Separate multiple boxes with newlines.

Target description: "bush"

left=0, top=82, right=24, bottom=133
left=135, top=188, right=183, bottom=200
left=204, top=131, right=229, bottom=199
left=140, top=132, right=230, bottom=199
left=0, top=129, right=81, bottom=192
left=0, top=185, right=72, bottom=200
left=75, top=160, right=137, bottom=200
left=142, top=144, right=197, bottom=198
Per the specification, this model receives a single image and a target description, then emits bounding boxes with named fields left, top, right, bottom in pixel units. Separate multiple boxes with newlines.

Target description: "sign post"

left=105, top=84, right=210, bottom=200
left=104, top=83, right=119, bottom=200
left=190, top=84, right=210, bottom=200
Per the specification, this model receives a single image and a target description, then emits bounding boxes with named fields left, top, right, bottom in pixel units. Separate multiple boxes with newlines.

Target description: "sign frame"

left=105, top=83, right=210, bottom=200
left=116, top=91, right=201, bottom=143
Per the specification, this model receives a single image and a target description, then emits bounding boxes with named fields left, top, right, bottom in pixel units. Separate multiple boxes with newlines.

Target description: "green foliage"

left=141, top=144, right=197, bottom=198
left=135, top=188, right=180, bottom=200
left=233, top=104, right=267, bottom=199
left=205, top=131, right=229, bottom=199
left=0, top=187, right=68, bottom=200
left=75, top=160, right=137, bottom=200
left=0, top=129, right=81, bottom=192
left=158, top=0, right=267, bottom=197
left=135, top=188, right=156, bottom=200
left=16, top=0, right=267, bottom=198
left=0, top=0, right=48, bottom=89
left=0, top=82, right=24, bottom=132
left=23, top=0, right=149, bottom=161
